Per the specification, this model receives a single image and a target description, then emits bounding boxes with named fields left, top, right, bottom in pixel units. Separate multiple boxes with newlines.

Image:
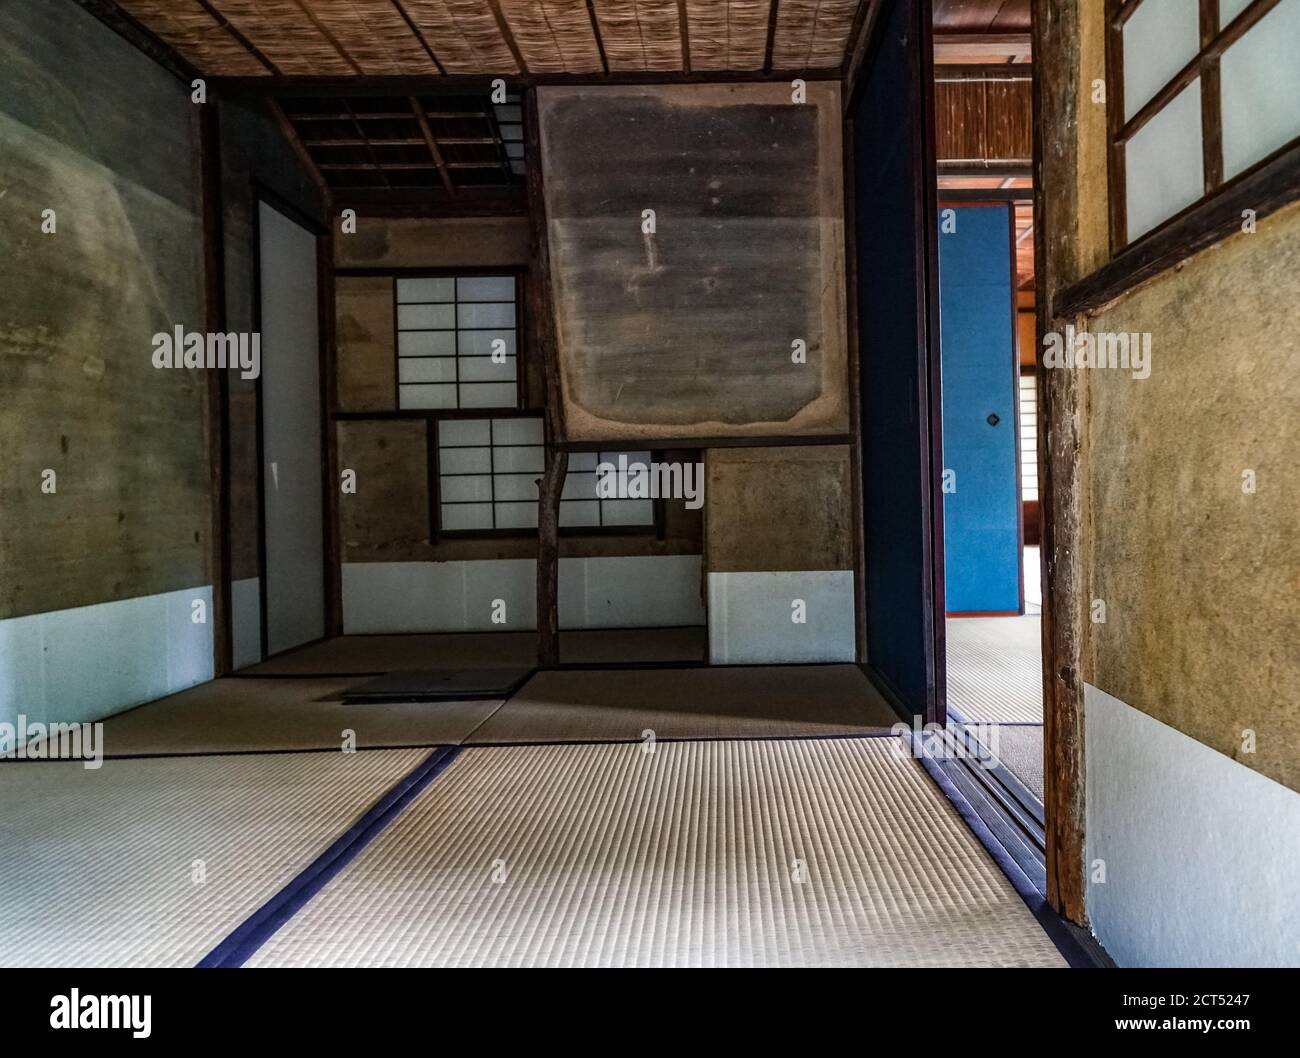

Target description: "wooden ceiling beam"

left=585, top=0, right=611, bottom=74
left=933, top=31, right=1032, bottom=63
left=303, top=137, right=427, bottom=147
left=410, top=96, right=457, bottom=195
left=212, top=69, right=845, bottom=97
left=266, top=98, right=333, bottom=204
left=391, top=0, right=448, bottom=75
left=487, top=0, right=530, bottom=74
left=763, top=0, right=781, bottom=74
left=344, top=100, right=391, bottom=188
left=195, top=0, right=281, bottom=75
left=289, top=0, right=365, bottom=75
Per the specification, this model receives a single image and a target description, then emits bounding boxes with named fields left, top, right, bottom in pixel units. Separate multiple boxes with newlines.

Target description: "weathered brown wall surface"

left=538, top=82, right=849, bottom=441
left=705, top=446, right=853, bottom=573
left=336, top=276, right=396, bottom=412
left=0, top=0, right=207, bottom=618
left=1083, top=202, right=1300, bottom=791
left=335, top=216, right=531, bottom=270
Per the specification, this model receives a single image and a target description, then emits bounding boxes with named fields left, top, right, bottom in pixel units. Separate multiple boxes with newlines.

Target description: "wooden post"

left=200, top=100, right=232, bottom=677
left=1033, top=0, right=1088, bottom=926
left=525, top=87, right=567, bottom=668
left=536, top=449, right=567, bottom=669
left=317, top=226, right=343, bottom=637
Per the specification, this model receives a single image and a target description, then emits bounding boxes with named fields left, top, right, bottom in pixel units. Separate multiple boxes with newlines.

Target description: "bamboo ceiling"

left=109, top=1, right=871, bottom=79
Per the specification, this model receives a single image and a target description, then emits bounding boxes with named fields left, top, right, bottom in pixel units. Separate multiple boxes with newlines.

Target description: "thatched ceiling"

left=108, top=1, right=871, bottom=79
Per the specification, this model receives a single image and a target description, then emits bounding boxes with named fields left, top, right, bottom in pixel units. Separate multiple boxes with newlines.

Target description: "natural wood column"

left=525, top=87, right=568, bottom=668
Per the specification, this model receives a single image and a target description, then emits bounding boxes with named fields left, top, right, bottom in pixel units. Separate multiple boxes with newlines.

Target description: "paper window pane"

left=438, top=446, right=491, bottom=474
left=441, top=503, right=492, bottom=531
left=458, top=356, right=516, bottom=383
left=1124, top=79, right=1203, bottom=240
left=439, top=474, right=493, bottom=504
left=561, top=472, right=599, bottom=500
left=458, top=302, right=516, bottom=329
left=398, top=331, right=456, bottom=357
left=397, top=357, right=456, bottom=384
left=439, top=418, right=491, bottom=447
left=399, top=383, right=457, bottom=409
left=493, top=473, right=541, bottom=501
left=1221, top=1, right=1300, bottom=179
left=1123, top=0, right=1201, bottom=120
left=559, top=500, right=601, bottom=527
left=459, top=382, right=518, bottom=408
left=396, top=277, right=454, bottom=303
left=457, top=276, right=516, bottom=302
left=1220, top=0, right=1253, bottom=24
left=493, top=417, right=543, bottom=445
left=495, top=502, right=539, bottom=529
left=398, top=303, right=455, bottom=330
left=457, top=330, right=516, bottom=357
left=601, top=499, right=655, bottom=526
left=492, top=445, right=544, bottom=473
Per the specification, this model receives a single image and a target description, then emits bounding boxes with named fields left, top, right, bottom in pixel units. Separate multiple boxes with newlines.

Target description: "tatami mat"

left=244, top=739, right=1067, bottom=967
left=0, top=749, right=428, bottom=967
left=239, top=628, right=706, bottom=677
left=945, top=616, right=1043, bottom=724
left=467, top=664, right=898, bottom=744
left=984, top=724, right=1044, bottom=802
left=87, top=678, right=501, bottom=757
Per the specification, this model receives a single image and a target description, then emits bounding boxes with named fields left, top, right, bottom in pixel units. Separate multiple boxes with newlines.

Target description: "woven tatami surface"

left=0, top=749, right=427, bottom=966
left=246, top=738, right=1066, bottom=968
left=945, top=616, right=1044, bottom=724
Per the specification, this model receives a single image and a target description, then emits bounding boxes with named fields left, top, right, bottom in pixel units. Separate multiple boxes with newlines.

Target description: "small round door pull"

left=986, top=413, right=1000, bottom=426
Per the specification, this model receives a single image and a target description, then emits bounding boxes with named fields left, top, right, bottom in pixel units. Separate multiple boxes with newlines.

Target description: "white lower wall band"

left=0, top=586, right=214, bottom=743
left=341, top=556, right=705, bottom=634
left=1084, top=682, right=1300, bottom=967
left=707, top=570, right=855, bottom=664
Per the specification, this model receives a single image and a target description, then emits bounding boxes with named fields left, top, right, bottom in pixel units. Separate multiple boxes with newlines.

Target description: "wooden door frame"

left=1030, top=0, right=1087, bottom=926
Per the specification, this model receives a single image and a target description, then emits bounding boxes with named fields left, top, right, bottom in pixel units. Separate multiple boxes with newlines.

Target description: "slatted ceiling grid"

left=410, top=0, right=521, bottom=73
left=282, top=91, right=524, bottom=195
left=772, top=0, right=861, bottom=69
left=593, top=0, right=684, bottom=72
left=499, top=0, right=605, bottom=74
left=112, top=0, right=272, bottom=74
left=103, top=0, right=869, bottom=76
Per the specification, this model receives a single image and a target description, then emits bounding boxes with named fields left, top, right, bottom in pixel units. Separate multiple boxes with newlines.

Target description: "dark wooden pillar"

left=200, top=100, right=232, bottom=677
left=525, top=87, right=567, bottom=668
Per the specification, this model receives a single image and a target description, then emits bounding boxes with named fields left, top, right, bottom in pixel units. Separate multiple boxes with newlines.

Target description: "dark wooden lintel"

left=212, top=69, right=844, bottom=98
